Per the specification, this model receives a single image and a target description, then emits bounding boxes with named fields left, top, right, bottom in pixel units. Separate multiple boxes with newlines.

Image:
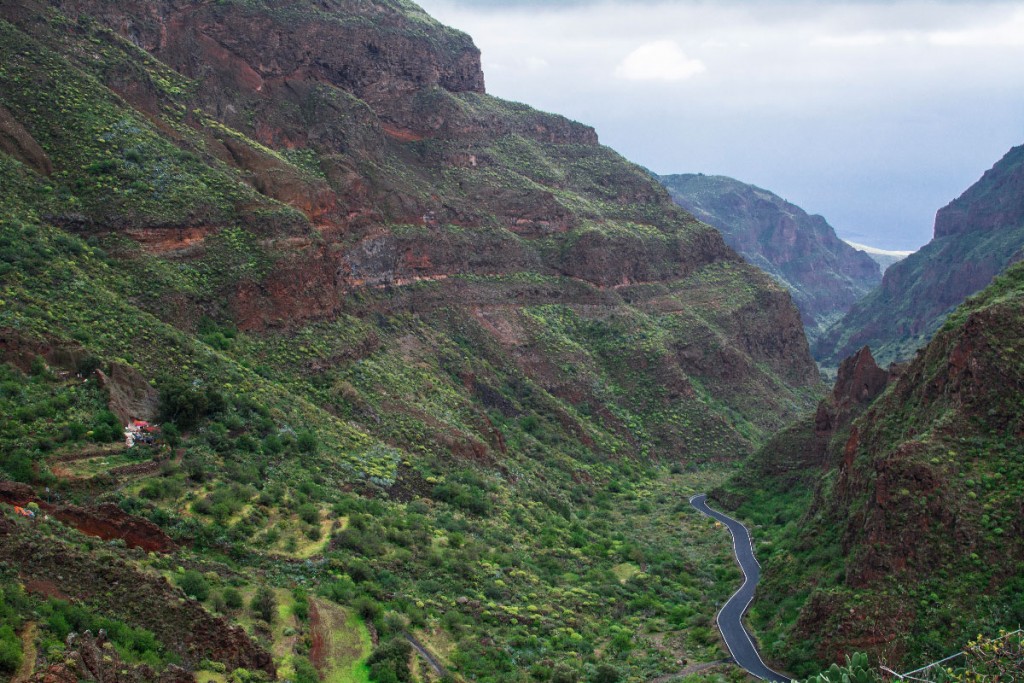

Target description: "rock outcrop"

left=716, top=346, right=892, bottom=510
left=29, top=631, right=195, bottom=683
left=815, top=346, right=891, bottom=435
left=52, top=502, right=177, bottom=553
left=0, top=480, right=176, bottom=552
left=736, top=261, right=1024, bottom=673
left=0, top=518, right=272, bottom=674
left=816, top=143, right=1024, bottom=367
left=97, top=363, right=160, bottom=424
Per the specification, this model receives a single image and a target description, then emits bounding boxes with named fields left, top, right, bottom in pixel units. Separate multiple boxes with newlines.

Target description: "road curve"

left=690, top=494, right=791, bottom=683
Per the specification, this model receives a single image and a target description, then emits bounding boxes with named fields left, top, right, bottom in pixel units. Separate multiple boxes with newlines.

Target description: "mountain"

left=716, top=261, right=1024, bottom=676
left=0, top=1, right=822, bottom=682
left=842, top=241, right=913, bottom=272
left=659, top=173, right=881, bottom=344
left=817, top=144, right=1024, bottom=367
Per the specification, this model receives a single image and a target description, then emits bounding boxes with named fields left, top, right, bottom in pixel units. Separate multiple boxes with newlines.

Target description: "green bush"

left=0, top=625, right=21, bottom=674
left=157, top=376, right=225, bottom=430
left=292, top=589, right=309, bottom=623
left=298, top=504, right=320, bottom=525
left=367, top=638, right=412, bottom=683
left=224, top=587, right=244, bottom=610
left=551, top=664, right=579, bottom=683
left=796, top=653, right=881, bottom=683
left=292, top=655, right=319, bottom=683
left=354, top=596, right=381, bottom=622
left=178, top=570, right=210, bottom=601
left=591, top=664, right=619, bottom=683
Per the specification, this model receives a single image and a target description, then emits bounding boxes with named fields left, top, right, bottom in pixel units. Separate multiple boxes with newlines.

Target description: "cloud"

left=524, top=56, right=549, bottom=70
left=415, top=0, right=1024, bottom=250
left=613, top=40, right=706, bottom=81
left=927, top=7, right=1024, bottom=46
left=811, top=32, right=901, bottom=48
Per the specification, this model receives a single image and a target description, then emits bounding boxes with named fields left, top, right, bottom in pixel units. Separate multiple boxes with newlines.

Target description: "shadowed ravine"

left=690, top=494, right=790, bottom=682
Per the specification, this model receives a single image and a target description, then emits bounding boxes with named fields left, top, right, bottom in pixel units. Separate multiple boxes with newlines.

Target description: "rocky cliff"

left=0, top=1, right=822, bottom=681
left=659, top=173, right=881, bottom=343
left=0, top=0, right=819, bottom=453
left=722, top=262, right=1024, bottom=676
left=816, top=144, right=1024, bottom=367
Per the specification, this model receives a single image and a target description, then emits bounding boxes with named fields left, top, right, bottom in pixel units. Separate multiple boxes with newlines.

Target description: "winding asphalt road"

left=690, top=494, right=791, bottom=683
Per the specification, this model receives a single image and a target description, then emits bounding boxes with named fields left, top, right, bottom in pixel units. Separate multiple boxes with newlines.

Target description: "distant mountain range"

left=816, top=143, right=1024, bottom=367
left=659, top=173, right=881, bottom=344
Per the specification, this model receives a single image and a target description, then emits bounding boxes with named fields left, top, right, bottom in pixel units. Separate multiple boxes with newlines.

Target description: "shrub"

left=591, top=664, right=619, bottom=683
left=380, top=611, right=409, bottom=637
left=76, top=355, right=103, bottom=376
left=0, top=625, right=21, bottom=674
left=292, top=655, right=319, bottom=683
left=296, top=430, right=318, bottom=454
left=354, top=596, right=381, bottom=622
left=292, top=589, right=309, bottom=623
left=551, top=664, right=579, bottom=683
left=178, top=570, right=210, bottom=601
left=367, top=638, right=412, bottom=683
left=298, top=504, right=320, bottom=525
left=796, top=653, right=881, bottom=683
left=223, top=587, right=244, bottom=610
left=250, top=587, right=276, bottom=623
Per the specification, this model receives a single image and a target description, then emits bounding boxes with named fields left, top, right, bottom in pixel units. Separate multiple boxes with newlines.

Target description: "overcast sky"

left=414, top=0, right=1024, bottom=251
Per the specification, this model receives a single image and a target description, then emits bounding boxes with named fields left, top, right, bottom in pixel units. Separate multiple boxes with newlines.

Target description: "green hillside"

left=0, top=1, right=821, bottom=682
left=716, top=261, right=1024, bottom=677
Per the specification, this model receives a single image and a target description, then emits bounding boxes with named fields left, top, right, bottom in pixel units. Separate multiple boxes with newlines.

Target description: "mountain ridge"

left=659, top=172, right=881, bottom=344
left=716, top=261, right=1024, bottom=676
left=0, top=2, right=823, bottom=682
left=816, top=143, right=1024, bottom=367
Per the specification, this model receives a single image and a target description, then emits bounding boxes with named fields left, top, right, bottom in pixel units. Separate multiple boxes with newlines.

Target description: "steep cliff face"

left=726, top=262, right=1024, bottom=676
left=816, top=144, right=1024, bottom=367
left=659, top=173, right=880, bottom=343
left=0, top=0, right=819, bottom=453
left=0, top=2, right=821, bottom=681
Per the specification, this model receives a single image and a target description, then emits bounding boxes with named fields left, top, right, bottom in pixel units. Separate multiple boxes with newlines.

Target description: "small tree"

left=250, top=587, right=277, bottom=623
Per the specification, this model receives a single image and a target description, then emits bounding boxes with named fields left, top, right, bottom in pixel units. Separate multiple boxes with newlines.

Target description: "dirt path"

left=49, top=444, right=125, bottom=464
left=12, top=622, right=37, bottom=683
left=309, top=598, right=372, bottom=682
left=309, top=599, right=327, bottom=671
left=405, top=633, right=448, bottom=678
